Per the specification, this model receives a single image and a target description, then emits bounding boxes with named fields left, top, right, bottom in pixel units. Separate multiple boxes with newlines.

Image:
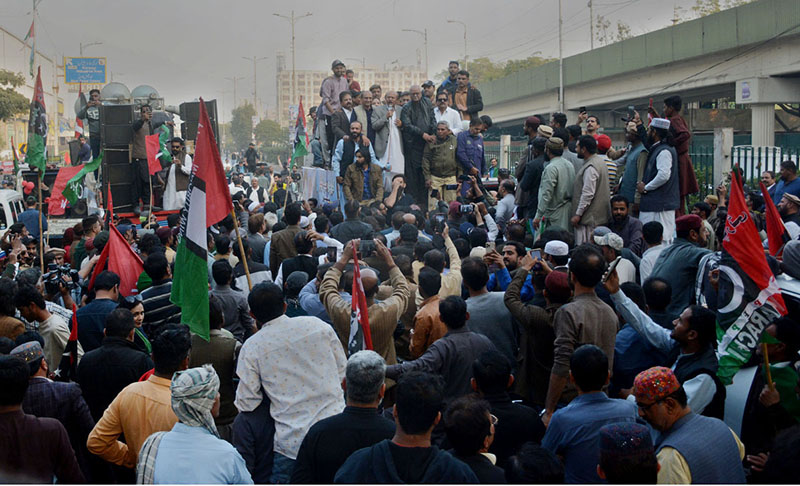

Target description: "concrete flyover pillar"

left=750, top=104, right=775, bottom=147
left=500, top=134, right=511, bottom=169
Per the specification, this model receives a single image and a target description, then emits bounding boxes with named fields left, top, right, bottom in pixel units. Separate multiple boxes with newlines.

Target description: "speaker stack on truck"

left=179, top=100, right=219, bottom=148
left=100, top=103, right=136, bottom=211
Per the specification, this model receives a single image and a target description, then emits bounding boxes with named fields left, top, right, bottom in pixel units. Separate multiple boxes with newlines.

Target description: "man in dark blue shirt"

left=541, top=345, right=638, bottom=483
left=76, top=271, right=120, bottom=352
left=772, top=160, right=800, bottom=205
left=17, top=196, right=47, bottom=240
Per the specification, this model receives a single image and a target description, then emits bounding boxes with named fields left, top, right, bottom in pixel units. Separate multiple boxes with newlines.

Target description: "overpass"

left=480, top=0, right=800, bottom=146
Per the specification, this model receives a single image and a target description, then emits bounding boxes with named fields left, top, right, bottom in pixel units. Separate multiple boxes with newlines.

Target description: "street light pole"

left=242, top=56, right=268, bottom=117
left=225, top=76, right=244, bottom=109
left=274, top=11, right=313, bottom=105
left=402, top=28, right=428, bottom=78
left=559, top=0, right=564, bottom=112
left=79, top=41, right=102, bottom=56
left=447, top=20, right=467, bottom=71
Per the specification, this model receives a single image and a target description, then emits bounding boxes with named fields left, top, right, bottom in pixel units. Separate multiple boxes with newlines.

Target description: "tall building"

left=275, top=63, right=427, bottom=127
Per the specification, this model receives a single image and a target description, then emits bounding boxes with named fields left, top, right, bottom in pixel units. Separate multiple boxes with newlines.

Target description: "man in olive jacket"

left=422, top=121, right=460, bottom=209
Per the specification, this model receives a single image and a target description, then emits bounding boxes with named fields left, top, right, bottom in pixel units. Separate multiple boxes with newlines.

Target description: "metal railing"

left=732, top=146, right=800, bottom=186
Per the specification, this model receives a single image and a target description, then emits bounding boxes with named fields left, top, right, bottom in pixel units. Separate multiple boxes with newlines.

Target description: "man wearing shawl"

left=137, top=365, right=252, bottom=484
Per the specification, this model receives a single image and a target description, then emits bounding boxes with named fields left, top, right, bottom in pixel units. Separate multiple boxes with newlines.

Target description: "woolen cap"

left=595, top=134, right=612, bottom=153
left=675, top=214, right=703, bottom=232
left=544, top=271, right=571, bottom=302
left=546, top=137, right=564, bottom=151
left=599, top=423, right=655, bottom=462
left=537, top=125, right=553, bottom=138
left=782, top=193, right=800, bottom=207
left=331, top=59, right=345, bottom=69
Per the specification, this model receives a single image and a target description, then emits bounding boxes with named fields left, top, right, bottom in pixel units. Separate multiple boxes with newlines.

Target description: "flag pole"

left=761, top=342, right=775, bottom=390
left=37, top=168, right=44, bottom=272
left=230, top=208, right=252, bottom=290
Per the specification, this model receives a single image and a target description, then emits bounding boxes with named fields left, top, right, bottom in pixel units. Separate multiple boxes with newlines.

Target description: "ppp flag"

left=88, top=224, right=144, bottom=297
left=716, top=169, right=787, bottom=385
left=171, top=98, right=232, bottom=341
left=347, top=247, right=373, bottom=355
left=49, top=164, right=84, bottom=216
left=61, top=151, right=104, bottom=206
left=53, top=304, right=79, bottom=382
left=145, top=125, right=173, bottom=175
left=760, top=181, right=790, bottom=258
left=26, top=67, right=47, bottom=175
left=288, top=97, right=309, bottom=169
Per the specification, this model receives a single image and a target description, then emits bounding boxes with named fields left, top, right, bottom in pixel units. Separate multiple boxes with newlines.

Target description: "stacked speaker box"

left=99, top=104, right=135, bottom=210
left=180, top=100, right=219, bottom=145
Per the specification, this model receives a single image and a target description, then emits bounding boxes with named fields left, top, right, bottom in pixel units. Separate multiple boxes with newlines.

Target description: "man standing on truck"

left=76, top=89, right=102, bottom=159
left=18, top=195, right=47, bottom=240
left=131, top=105, right=154, bottom=213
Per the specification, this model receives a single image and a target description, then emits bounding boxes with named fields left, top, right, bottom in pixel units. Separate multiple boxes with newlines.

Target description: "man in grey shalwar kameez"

left=533, top=137, right=576, bottom=235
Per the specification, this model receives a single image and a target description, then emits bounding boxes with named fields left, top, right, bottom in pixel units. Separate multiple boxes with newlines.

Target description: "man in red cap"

left=632, top=367, right=745, bottom=484
left=595, top=134, right=618, bottom=192
left=649, top=214, right=710, bottom=318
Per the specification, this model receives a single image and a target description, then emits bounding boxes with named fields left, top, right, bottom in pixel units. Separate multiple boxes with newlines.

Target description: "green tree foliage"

left=0, top=69, right=29, bottom=122
left=595, top=15, right=633, bottom=46
left=674, top=0, right=753, bottom=23
left=254, top=118, right=288, bottom=148
left=230, top=102, right=256, bottom=150
left=434, top=55, right=554, bottom=85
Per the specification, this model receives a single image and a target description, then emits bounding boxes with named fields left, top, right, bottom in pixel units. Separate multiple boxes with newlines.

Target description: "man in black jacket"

left=471, top=350, right=545, bottom=468
left=292, top=350, right=395, bottom=483
left=76, top=308, right=154, bottom=421
left=452, top=70, right=484, bottom=122
left=444, top=395, right=506, bottom=483
left=400, top=85, right=436, bottom=205
left=244, top=143, right=259, bottom=173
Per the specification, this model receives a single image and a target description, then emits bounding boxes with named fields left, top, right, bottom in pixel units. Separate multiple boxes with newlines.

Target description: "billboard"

left=64, top=57, right=106, bottom=84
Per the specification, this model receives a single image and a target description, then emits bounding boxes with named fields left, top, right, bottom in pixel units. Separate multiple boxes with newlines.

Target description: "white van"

left=0, top=189, right=24, bottom=231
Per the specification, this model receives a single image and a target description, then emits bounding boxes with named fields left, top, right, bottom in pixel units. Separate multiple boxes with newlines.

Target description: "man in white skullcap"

left=637, top=118, right=680, bottom=244
left=137, top=365, right=252, bottom=484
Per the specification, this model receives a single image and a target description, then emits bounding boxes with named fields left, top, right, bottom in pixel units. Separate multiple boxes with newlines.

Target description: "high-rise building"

left=275, top=63, right=427, bottom=127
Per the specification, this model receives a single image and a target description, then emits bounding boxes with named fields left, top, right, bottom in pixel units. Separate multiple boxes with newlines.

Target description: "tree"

left=230, top=102, right=256, bottom=151
left=595, top=15, right=633, bottom=46
left=673, top=0, right=753, bottom=23
left=434, top=54, right=555, bottom=86
left=254, top=119, right=288, bottom=148
left=0, top=69, right=29, bottom=122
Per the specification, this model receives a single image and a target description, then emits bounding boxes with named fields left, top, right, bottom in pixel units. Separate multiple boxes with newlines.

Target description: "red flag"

left=761, top=181, right=790, bottom=258
left=194, top=97, right=233, bottom=226
left=145, top=133, right=162, bottom=175
left=89, top=224, right=144, bottom=296
left=348, top=249, right=373, bottom=354
left=48, top=165, right=83, bottom=216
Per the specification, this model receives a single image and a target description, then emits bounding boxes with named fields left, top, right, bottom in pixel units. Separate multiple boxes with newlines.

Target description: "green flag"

left=157, top=124, right=172, bottom=164
left=26, top=67, right=47, bottom=176
left=62, top=151, right=103, bottom=205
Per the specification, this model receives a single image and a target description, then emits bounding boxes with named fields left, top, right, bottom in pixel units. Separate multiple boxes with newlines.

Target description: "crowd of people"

left=1, top=57, right=800, bottom=485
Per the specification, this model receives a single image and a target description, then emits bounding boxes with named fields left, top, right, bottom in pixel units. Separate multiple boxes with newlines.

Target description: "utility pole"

left=225, top=76, right=244, bottom=108
left=402, top=28, right=428, bottom=78
left=559, top=0, right=564, bottom=112
left=80, top=41, right=102, bottom=56
left=447, top=20, right=467, bottom=71
left=588, top=0, right=594, bottom=50
left=242, top=56, right=267, bottom=118
left=274, top=10, right=313, bottom=106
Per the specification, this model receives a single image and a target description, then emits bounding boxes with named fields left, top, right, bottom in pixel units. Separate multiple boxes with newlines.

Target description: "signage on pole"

left=64, top=57, right=107, bottom=84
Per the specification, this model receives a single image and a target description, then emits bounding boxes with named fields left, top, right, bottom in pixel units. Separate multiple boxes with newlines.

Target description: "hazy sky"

left=2, top=0, right=704, bottom=120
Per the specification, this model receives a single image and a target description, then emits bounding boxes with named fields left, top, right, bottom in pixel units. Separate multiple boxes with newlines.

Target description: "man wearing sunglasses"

left=433, top=93, right=462, bottom=136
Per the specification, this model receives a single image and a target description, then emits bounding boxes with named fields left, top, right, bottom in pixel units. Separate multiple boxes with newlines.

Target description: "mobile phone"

left=530, top=249, right=541, bottom=260
left=433, top=214, right=446, bottom=233
left=326, top=247, right=338, bottom=262
left=359, top=239, right=375, bottom=257
left=627, top=105, right=635, bottom=119
left=603, top=256, right=623, bottom=283
left=486, top=241, right=496, bottom=252
left=579, top=106, right=587, bottom=114
left=460, top=204, right=474, bottom=214
left=445, top=184, right=458, bottom=190
left=430, top=189, right=440, bottom=199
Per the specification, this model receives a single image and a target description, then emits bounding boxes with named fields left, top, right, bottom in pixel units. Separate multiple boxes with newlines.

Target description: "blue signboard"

left=64, top=57, right=106, bottom=84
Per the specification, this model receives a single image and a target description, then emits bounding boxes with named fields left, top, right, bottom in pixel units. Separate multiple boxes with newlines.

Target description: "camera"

left=43, top=263, right=80, bottom=296
left=459, top=204, right=474, bottom=214
left=458, top=174, right=471, bottom=182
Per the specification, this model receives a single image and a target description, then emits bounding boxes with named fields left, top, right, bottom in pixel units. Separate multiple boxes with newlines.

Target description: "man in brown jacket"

left=319, top=239, right=410, bottom=386
left=269, top=202, right=303, bottom=278
left=409, top=268, right=446, bottom=358
left=571, top=135, right=611, bottom=245
left=342, top=148, right=384, bottom=206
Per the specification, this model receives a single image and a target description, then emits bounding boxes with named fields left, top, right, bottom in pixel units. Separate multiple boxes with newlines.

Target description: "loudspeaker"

left=100, top=104, right=134, bottom=147
left=179, top=100, right=218, bottom=142
left=100, top=104, right=134, bottom=124
left=68, top=140, right=82, bottom=166
left=101, top=148, right=136, bottom=210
